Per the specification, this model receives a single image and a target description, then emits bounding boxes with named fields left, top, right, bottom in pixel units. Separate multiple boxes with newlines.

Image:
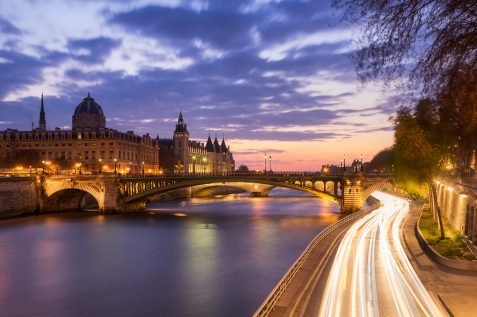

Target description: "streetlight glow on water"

left=319, top=192, right=445, bottom=317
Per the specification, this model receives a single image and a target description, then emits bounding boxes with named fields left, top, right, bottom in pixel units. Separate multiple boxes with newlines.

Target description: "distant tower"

left=173, top=111, right=190, bottom=171
left=39, top=93, right=46, bottom=131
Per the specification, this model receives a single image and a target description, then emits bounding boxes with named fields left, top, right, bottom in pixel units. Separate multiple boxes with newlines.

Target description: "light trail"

left=318, top=191, right=445, bottom=317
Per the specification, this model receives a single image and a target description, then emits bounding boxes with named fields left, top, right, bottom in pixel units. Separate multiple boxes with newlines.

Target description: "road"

left=318, top=191, right=446, bottom=317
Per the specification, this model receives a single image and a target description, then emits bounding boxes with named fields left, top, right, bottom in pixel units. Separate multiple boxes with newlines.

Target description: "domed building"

left=72, top=93, right=106, bottom=131
left=0, top=93, right=160, bottom=174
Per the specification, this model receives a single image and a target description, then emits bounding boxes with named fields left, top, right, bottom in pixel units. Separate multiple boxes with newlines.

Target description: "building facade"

left=158, top=112, right=235, bottom=174
left=0, top=94, right=160, bottom=174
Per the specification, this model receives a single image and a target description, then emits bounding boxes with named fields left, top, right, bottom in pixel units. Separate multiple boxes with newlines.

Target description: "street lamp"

left=202, top=157, right=207, bottom=174
left=268, top=155, right=272, bottom=172
left=142, top=161, right=145, bottom=176
left=75, top=162, right=82, bottom=175
left=192, top=155, right=196, bottom=174
left=98, top=158, right=102, bottom=173
left=343, top=154, right=346, bottom=172
left=264, top=153, right=267, bottom=173
left=129, top=161, right=132, bottom=175
left=113, top=158, right=117, bottom=174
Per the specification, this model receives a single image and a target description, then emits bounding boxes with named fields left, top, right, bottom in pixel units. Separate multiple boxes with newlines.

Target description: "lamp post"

left=75, top=162, right=82, bottom=175
left=142, top=161, right=145, bottom=176
left=192, top=155, right=196, bottom=175
left=202, top=157, right=207, bottom=174
left=264, top=153, right=267, bottom=173
left=113, top=158, right=117, bottom=174
left=343, top=154, right=346, bottom=172
left=98, top=158, right=102, bottom=174
left=360, top=153, right=363, bottom=172
left=129, top=161, right=132, bottom=175
left=268, top=155, right=272, bottom=172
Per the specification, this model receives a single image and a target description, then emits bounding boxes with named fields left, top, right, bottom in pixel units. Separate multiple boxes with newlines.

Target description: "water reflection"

left=0, top=189, right=339, bottom=317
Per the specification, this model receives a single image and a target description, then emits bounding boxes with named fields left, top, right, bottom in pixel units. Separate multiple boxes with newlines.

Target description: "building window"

left=92, top=151, right=96, bottom=160
left=85, top=151, right=89, bottom=160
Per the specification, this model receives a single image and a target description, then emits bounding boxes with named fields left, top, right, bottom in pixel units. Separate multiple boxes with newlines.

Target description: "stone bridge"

left=39, top=172, right=394, bottom=213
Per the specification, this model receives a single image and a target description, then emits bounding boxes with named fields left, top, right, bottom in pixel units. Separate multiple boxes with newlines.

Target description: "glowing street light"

left=268, top=155, right=272, bottom=172
left=142, top=161, right=145, bottom=176
left=129, top=161, right=132, bottom=175
left=98, top=158, right=102, bottom=173
left=114, top=158, right=117, bottom=173
left=75, top=162, right=82, bottom=175
left=263, top=153, right=267, bottom=173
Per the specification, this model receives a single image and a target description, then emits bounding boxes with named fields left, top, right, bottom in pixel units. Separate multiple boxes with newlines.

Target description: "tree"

left=334, top=0, right=477, bottom=96
left=367, top=148, right=393, bottom=172
left=389, top=106, right=440, bottom=199
left=236, top=164, right=250, bottom=172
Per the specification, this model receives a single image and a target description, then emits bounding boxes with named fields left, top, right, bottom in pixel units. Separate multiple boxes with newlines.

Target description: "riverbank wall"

left=0, top=176, right=41, bottom=217
left=433, top=180, right=477, bottom=243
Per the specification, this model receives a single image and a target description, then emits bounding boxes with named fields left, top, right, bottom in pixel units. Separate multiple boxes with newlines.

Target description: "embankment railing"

left=252, top=203, right=381, bottom=317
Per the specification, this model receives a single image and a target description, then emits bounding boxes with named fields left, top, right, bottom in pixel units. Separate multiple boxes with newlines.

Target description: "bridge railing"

left=118, top=171, right=344, bottom=179
left=252, top=203, right=382, bottom=317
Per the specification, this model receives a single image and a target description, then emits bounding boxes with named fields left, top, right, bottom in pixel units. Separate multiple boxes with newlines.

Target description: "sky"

left=0, top=0, right=397, bottom=170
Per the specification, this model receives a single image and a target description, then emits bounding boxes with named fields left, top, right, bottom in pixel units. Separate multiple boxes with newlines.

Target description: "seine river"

left=0, top=189, right=339, bottom=317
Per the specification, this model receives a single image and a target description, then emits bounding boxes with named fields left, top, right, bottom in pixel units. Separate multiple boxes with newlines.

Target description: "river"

left=0, top=189, right=339, bottom=317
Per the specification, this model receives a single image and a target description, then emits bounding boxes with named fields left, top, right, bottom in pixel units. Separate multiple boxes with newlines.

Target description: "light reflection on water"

left=0, top=189, right=339, bottom=317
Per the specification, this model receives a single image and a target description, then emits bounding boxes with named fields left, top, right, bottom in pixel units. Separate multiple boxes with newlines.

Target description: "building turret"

left=174, top=110, right=188, bottom=133
left=39, top=93, right=46, bottom=131
left=220, top=136, right=227, bottom=153
left=213, top=136, right=221, bottom=153
left=206, top=134, right=215, bottom=152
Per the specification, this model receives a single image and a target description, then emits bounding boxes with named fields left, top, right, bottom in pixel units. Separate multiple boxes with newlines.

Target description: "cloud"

left=0, top=50, right=47, bottom=98
left=111, top=5, right=255, bottom=50
left=68, top=36, right=121, bottom=64
left=0, top=16, right=20, bottom=34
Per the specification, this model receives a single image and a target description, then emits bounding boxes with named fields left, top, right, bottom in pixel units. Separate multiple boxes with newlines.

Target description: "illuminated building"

left=0, top=94, right=160, bottom=174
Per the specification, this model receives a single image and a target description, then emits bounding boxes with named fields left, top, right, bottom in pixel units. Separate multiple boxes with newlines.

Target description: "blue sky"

left=0, top=0, right=396, bottom=170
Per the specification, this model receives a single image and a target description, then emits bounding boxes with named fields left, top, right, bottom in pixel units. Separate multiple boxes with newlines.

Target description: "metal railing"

left=119, top=171, right=344, bottom=179
left=252, top=203, right=382, bottom=317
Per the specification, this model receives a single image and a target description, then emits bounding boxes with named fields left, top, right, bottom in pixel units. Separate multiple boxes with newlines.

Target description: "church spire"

left=39, top=93, right=46, bottom=131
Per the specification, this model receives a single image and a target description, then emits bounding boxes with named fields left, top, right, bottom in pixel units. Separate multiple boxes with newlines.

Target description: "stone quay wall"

left=433, top=180, right=477, bottom=242
left=0, top=176, right=41, bottom=217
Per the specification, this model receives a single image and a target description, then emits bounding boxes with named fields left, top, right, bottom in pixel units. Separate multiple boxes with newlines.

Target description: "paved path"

left=403, top=203, right=477, bottom=317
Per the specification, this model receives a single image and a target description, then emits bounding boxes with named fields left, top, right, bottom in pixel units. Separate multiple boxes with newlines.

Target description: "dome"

left=74, top=93, right=104, bottom=116
left=72, top=93, right=106, bottom=131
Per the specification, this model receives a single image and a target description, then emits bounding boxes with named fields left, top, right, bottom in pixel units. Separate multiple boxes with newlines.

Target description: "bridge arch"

left=362, top=181, right=395, bottom=201
left=190, top=182, right=275, bottom=197
left=45, top=188, right=100, bottom=212
left=44, top=180, right=103, bottom=212
left=120, top=178, right=341, bottom=205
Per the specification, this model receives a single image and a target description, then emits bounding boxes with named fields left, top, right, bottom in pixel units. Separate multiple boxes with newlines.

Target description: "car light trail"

left=318, top=191, right=445, bottom=317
